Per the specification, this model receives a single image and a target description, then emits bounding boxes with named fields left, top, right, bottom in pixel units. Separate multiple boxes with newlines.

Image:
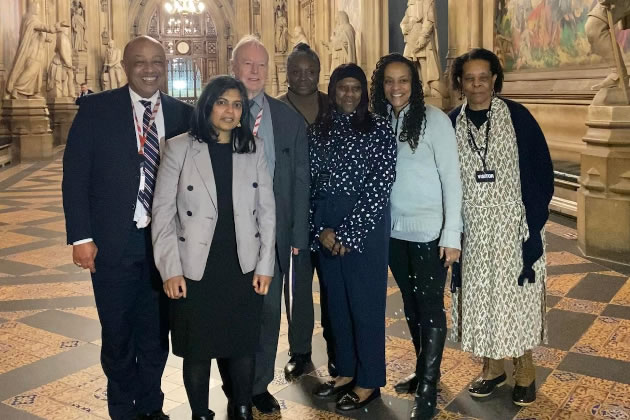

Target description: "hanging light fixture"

left=164, top=0, right=205, bottom=14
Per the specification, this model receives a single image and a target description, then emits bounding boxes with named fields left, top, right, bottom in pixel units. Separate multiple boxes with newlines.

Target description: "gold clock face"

left=176, top=41, right=190, bottom=54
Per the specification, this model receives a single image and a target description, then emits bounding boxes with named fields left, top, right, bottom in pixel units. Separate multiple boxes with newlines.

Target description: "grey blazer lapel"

left=191, top=140, right=217, bottom=210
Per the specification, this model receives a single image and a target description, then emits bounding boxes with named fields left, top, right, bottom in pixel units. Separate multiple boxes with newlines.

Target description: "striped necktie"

left=138, top=99, right=160, bottom=214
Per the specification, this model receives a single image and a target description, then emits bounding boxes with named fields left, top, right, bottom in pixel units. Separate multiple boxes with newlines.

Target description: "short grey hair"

left=231, top=35, right=268, bottom=63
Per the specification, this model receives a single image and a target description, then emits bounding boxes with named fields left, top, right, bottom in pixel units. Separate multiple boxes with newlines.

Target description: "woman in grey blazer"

left=151, top=76, right=275, bottom=420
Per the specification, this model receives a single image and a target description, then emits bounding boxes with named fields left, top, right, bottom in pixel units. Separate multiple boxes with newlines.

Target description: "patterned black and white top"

left=309, top=110, right=397, bottom=252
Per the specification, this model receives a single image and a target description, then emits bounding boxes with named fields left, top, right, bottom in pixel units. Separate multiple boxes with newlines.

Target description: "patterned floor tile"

left=611, top=281, right=630, bottom=306
left=547, top=252, right=591, bottom=267
left=534, top=346, right=568, bottom=370
left=555, top=298, right=607, bottom=316
left=547, top=274, right=588, bottom=297
left=0, top=231, right=41, bottom=248
left=0, top=209, right=59, bottom=225
left=0, top=281, right=92, bottom=300
left=2, top=244, right=73, bottom=268
left=0, top=309, right=45, bottom=320
left=546, top=221, right=578, bottom=238
left=572, top=317, right=630, bottom=362
left=60, top=307, right=99, bottom=321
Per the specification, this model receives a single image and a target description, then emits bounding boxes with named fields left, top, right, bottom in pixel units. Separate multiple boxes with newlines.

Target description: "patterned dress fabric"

left=308, top=110, right=397, bottom=252
left=450, top=97, right=547, bottom=359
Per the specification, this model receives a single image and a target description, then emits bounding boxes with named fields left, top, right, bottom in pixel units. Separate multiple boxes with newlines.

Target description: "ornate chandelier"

left=163, top=0, right=205, bottom=14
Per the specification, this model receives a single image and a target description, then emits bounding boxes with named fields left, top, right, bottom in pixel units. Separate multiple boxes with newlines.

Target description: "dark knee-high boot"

left=410, top=327, right=446, bottom=420
left=394, top=321, right=421, bottom=394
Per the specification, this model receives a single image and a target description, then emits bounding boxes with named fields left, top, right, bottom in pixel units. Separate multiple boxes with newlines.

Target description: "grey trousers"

left=253, top=251, right=315, bottom=395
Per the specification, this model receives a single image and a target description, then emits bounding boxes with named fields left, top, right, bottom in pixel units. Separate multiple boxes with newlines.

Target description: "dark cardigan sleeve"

left=505, top=98, right=554, bottom=285
left=448, top=100, right=553, bottom=286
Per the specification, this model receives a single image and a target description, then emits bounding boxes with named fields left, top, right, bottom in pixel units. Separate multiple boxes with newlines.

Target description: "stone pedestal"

left=2, top=98, right=54, bottom=162
left=578, top=88, right=630, bottom=265
left=48, top=98, right=78, bottom=146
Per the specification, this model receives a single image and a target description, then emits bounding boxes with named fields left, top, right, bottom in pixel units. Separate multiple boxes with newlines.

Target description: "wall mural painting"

left=495, top=0, right=630, bottom=72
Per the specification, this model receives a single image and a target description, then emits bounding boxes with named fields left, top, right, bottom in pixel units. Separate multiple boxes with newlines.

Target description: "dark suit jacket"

left=266, top=94, right=310, bottom=275
left=62, top=85, right=193, bottom=266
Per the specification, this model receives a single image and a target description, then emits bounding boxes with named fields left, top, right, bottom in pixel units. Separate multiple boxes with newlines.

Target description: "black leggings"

left=388, top=238, right=447, bottom=353
left=183, top=356, right=254, bottom=416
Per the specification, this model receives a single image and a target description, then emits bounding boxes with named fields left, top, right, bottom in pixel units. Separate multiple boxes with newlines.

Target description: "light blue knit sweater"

left=389, top=104, right=463, bottom=250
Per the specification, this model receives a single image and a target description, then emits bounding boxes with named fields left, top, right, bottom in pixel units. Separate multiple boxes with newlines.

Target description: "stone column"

left=469, top=0, right=482, bottom=49
left=578, top=90, right=630, bottom=264
left=360, top=0, right=388, bottom=76
left=2, top=98, right=55, bottom=162
left=48, top=97, right=77, bottom=146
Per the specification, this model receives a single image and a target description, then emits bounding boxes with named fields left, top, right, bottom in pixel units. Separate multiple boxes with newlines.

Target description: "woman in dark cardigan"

left=447, top=48, right=553, bottom=408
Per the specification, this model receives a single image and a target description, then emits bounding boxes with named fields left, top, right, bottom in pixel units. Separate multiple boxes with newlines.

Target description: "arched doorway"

left=147, top=7, right=219, bottom=103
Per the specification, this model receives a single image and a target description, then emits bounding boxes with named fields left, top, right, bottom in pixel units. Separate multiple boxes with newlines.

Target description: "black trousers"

left=316, top=196, right=390, bottom=388
left=388, top=238, right=447, bottom=356
left=185, top=356, right=254, bottom=416
left=91, top=226, right=169, bottom=420
left=286, top=251, right=335, bottom=355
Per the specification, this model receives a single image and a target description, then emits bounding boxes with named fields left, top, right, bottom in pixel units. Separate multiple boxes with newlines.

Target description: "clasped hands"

left=319, top=228, right=351, bottom=256
left=164, top=273, right=273, bottom=299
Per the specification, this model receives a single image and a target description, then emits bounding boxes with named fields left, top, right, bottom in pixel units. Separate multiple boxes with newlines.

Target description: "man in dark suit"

left=75, top=82, right=94, bottom=105
left=62, top=36, right=193, bottom=420
left=231, top=35, right=310, bottom=414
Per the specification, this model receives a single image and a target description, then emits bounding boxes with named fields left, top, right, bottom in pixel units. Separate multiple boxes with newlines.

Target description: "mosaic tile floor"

left=0, top=153, right=629, bottom=420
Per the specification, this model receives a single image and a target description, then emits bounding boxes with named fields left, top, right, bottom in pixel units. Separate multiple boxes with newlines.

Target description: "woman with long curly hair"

left=371, top=53, right=462, bottom=420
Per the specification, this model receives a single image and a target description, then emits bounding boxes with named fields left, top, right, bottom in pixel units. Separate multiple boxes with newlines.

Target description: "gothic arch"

left=128, top=0, right=235, bottom=75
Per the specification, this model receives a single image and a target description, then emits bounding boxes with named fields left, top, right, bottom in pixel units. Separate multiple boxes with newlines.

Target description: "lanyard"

left=466, top=105, right=492, bottom=171
left=252, top=96, right=265, bottom=137
left=132, top=95, right=162, bottom=155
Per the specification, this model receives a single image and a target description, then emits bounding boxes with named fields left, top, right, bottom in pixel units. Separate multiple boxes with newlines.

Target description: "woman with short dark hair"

left=371, top=53, right=462, bottom=420
left=448, top=48, right=553, bottom=407
left=152, top=75, right=276, bottom=420
left=310, top=63, right=396, bottom=412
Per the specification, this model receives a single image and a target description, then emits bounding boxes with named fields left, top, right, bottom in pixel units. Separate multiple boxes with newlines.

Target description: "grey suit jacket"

left=151, top=133, right=276, bottom=281
left=266, top=94, right=310, bottom=275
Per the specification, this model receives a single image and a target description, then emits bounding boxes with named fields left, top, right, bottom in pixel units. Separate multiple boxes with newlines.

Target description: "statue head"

left=108, top=40, right=115, bottom=48
left=294, top=26, right=304, bottom=35
left=336, top=11, right=350, bottom=26
left=28, top=0, right=41, bottom=16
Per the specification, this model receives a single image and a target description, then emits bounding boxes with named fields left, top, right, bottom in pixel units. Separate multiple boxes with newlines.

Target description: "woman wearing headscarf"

left=371, top=52, right=462, bottom=419
left=309, top=63, right=396, bottom=411
left=448, top=48, right=553, bottom=407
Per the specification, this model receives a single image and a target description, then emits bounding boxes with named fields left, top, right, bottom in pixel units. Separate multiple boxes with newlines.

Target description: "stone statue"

left=323, top=11, right=356, bottom=75
left=401, top=0, right=444, bottom=97
left=71, top=1, right=87, bottom=52
left=586, top=0, right=630, bottom=90
left=290, top=26, right=309, bottom=50
left=275, top=6, right=289, bottom=54
left=47, top=24, right=75, bottom=99
left=102, top=39, right=124, bottom=90
left=4, top=1, right=59, bottom=99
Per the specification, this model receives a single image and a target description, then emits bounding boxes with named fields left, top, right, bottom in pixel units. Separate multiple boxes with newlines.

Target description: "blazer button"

left=187, top=211, right=192, bottom=216
left=187, top=185, right=193, bottom=191
left=255, top=232, right=260, bottom=238
left=252, top=182, right=258, bottom=188
left=179, top=237, right=186, bottom=242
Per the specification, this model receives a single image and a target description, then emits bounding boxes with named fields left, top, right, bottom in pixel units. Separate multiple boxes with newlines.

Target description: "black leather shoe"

left=336, top=389, right=381, bottom=411
left=394, top=372, right=419, bottom=394
left=512, top=380, right=536, bottom=406
left=313, top=380, right=355, bottom=398
left=232, top=404, right=253, bottom=420
left=468, top=373, right=508, bottom=398
left=252, top=391, right=280, bottom=414
left=192, top=409, right=215, bottom=420
left=137, top=410, right=169, bottom=420
left=284, top=352, right=312, bottom=378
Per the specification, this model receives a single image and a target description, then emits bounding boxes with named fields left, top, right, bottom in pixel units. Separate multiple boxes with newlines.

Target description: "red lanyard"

left=132, top=95, right=162, bottom=155
left=252, top=96, right=265, bottom=137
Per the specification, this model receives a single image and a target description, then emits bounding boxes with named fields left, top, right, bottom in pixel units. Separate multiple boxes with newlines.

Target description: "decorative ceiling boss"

left=163, top=0, right=206, bottom=15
